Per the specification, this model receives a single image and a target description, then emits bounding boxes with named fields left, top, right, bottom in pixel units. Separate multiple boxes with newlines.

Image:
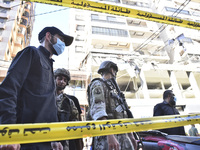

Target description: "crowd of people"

left=0, top=26, right=198, bottom=150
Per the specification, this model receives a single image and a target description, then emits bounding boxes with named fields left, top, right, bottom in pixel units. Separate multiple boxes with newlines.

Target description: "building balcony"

left=124, top=83, right=196, bottom=100
left=0, top=68, right=8, bottom=82
left=12, top=43, right=22, bottom=57
left=22, top=9, right=30, bottom=18
left=20, top=17, right=28, bottom=26
left=181, top=89, right=196, bottom=98
left=0, top=3, right=11, bottom=9
left=131, top=37, right=164, bottom=46
left=18, top=24, right=26, bottom=35
left=161, top=7, right=191, bottom=19
left=0, top=13, right=8, bottom=19
left=91, top=37, right=130, bottom=52
left=122, top=0, right=151, bottom=12
left=0, top=23, right=5, bottom=29
left=24, top=2, right=32, bottom=10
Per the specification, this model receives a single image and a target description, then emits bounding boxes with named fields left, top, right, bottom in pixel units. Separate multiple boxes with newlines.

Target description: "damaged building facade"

left=0, top=0, right=35, bottom=82
left=65, top=0, right=200, bottom=119
left=0, top=0, right=199, bottom=120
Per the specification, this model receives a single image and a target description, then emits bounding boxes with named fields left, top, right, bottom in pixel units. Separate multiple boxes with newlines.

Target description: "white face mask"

left=52, top=37, right=65, bottom=55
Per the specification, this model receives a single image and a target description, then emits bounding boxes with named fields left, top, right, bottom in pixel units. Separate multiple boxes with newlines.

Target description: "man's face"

left=169, top=92, right=175, bottom=99
left=168, top=92, right=176, bottom=106
left=49, top=34, right=65, bottom=55
left=51, top=34, right=65, bottom=44
left=110, top=68, right=117, bottom=78
left=55, top=75, right=68, bottom=91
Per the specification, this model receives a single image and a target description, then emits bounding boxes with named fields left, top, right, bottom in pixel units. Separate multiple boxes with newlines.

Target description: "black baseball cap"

left=38, top=26, right=74, bottom=46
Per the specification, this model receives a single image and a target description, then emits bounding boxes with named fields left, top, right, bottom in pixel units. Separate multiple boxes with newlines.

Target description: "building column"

left=168, top=71, right=182, bottom=100
left=133, top=77, right=140, bottom=99
left=160, top=80, right=165, bottom=90
left=187, top=71, right=200, bottom=99
left=140, top=69, right=150, bottom=99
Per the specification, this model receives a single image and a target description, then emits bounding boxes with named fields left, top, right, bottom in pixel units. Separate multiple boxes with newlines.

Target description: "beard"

left=49, top=36, right=58, bottom=55
left=52, top=48, right=58, bottom=55
left=169, top=97, right=176, bottom=106
left=56, top=85, right=65, bottom=91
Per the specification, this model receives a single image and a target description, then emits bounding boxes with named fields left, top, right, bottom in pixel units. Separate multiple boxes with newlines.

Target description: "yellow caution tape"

left=0, top=113, right=200, bottom=145
left=25, top=0, right=200, bottom=30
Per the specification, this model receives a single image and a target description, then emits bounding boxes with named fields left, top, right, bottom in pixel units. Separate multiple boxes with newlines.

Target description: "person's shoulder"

left=26, top=46, right=38, bottom=49
left=61, top=93, right=72, bottom=103
left=22, top=46, right=38, bottom=52
left=154, top=101, right=164, bottom=108
left=27, top=46, right=39, bottom=54
left=66, top=94, right=78, bottom=101
left=90, top=78, right=104, bottom=86
left=12, top=46, right=38, bottom=61
left=17, top=46, right=37, bottom=54
left=153, top=101, right=165, bottom=116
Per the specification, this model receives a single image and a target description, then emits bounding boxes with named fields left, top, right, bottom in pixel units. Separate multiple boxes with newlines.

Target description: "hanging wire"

left=6, top=6, right=69, bottom=23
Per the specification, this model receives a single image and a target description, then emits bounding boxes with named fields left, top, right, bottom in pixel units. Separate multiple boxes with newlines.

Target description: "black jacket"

left=0, top=46, right=58, bottom=149
left=153, top=101, right=185, bottom=135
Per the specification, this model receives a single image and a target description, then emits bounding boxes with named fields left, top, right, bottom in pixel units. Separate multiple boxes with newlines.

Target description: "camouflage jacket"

left=87, top=78, right=134, bottom=150
left=87, top=78, right=128, bottom=120
left=56, top=93, right=79, bottom=122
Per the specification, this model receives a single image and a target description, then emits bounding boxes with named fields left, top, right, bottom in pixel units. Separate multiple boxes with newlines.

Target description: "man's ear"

left=109, top=68, right=113, bottom=75
left=45, top=32, right=52, bottom=41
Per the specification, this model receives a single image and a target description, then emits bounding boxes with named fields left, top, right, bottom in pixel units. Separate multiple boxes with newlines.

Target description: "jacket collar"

left=39, top=46, right=54, bottom=62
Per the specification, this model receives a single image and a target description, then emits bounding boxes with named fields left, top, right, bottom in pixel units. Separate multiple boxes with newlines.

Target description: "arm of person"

left=89, top=81, right=119, bottom=150
left=0, top=144, right=20, bottom=150
left=0, top=48, right=34, bottom=148
left=188, top=129, right=192, bottom=136
left=99, top=117, right=119, bottom=150
left=51, top=142, right=63, bottom=150
left=128, top=133, right=137, bottom=150
left=0, top=47, right=33, bottom=124
left=195, top=128, right=199, bottom=136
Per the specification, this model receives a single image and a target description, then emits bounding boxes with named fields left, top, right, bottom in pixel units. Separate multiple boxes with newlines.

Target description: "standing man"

left=189, top=124, right=199, bottom=136
left=0, top=26, right=73, bottom=150
left=54, top=68, right=83, bottom=150
left=87, top=61, right=137, bottom=150
left=153, top=90, right=185, bottom=135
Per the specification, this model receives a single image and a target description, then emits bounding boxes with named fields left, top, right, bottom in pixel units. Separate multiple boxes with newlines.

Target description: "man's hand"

left=128, top=133, right=137, bottom=150
left=0, top=144, right=20, bottom=150
left=107, top=135, right=119, bottom=150
left=51, top=142, right=63, bottom=150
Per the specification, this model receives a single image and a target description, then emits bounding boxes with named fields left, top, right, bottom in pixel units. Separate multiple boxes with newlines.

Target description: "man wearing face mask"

left=0, top=26, right=73, bottom=150
left=87, top=61, right=137, bottom=150
left=153, top=90, right=186, bottom=135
